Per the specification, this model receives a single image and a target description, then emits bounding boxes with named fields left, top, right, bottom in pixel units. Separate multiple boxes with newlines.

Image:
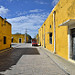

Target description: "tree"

left=26, top=33, right=32, bottom=43
left=15, top=32, right=21, bottom=34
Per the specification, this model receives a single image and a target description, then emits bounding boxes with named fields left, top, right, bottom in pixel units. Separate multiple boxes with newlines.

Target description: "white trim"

left=53, top=11, right=56, bottom=53
left=68, top=28, right=71, bottom=59
left=42, top=27, right=43, bottom=46
left=44, top=24, right=45, bottom=48
left=68, top=24, right=75, bottom=62
left=59, top=19, right=75, bottom=26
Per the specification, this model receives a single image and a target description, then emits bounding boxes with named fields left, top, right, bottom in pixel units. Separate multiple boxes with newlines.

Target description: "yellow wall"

left=36, top=34, right=39, bottom=43
left=0, top=16, right=11, bottom=50
left=39, top=0, right=75, bottom=60
left=12, top=34, right=28, bottom=43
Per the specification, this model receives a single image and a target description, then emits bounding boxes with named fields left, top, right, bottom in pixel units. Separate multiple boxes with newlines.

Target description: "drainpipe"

left=53, top=11, right=56, bottom=54
left=38, top=30, right=39, bottom=45
left=44, top=24, right=45, bottom=48
left=42, top=27, right=43, bottom=46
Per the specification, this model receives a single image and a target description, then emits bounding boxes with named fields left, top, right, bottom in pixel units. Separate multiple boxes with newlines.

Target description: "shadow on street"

left=0, top=48, right=40, bottom=72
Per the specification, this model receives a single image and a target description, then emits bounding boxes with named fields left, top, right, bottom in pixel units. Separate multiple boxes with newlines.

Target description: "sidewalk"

left=0, top=46, right=68, bottom=75
left=11, top=43, right=22, bottom=48
left=40, top=47, right=75, bottom=75
left=11, top=43, right=32, bottom=48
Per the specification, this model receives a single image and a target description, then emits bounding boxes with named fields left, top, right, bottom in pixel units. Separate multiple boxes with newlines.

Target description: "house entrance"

left=71, top=28, right=75, bottom=60
left=19, top=38, right=21, bottom=43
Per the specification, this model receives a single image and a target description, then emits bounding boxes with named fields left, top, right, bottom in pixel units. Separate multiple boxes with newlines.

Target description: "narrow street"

left=0, top=43, right=68, bottom=75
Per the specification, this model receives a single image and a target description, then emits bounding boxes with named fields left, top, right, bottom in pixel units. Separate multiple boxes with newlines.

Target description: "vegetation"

left=15, top=32, right=21, bottom=34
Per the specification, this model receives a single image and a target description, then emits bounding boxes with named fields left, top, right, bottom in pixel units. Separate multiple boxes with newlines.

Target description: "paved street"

left=0, top=43, right=68, bottom=75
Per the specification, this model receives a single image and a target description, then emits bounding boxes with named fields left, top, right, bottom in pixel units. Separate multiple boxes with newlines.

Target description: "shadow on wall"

left=0, top=48, right=40, bottom=72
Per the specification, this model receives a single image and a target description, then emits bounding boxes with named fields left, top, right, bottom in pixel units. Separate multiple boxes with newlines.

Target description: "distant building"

left=12, top=34, right=28, bottom=43
left=0, top=16, right=11, bottom=50
left=38, top=0, right=75, bottom=62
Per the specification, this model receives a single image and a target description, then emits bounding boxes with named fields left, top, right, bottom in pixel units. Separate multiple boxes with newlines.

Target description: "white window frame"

left=68, top=24, right=75, bottom=63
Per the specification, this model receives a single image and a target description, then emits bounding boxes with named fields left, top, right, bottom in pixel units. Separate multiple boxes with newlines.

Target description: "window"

left=49, top=33, right=52, bottom=44
left=4, top=36, right=6, bottom=44
left=50, top=25, right=51, bottom=28
left=11, top=37, right=13, bottom=43
left=19, top=38, right=21, bottom=43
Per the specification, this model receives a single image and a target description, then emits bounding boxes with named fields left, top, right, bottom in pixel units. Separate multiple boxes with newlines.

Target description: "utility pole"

left=25, top=29, right=27, bottom=43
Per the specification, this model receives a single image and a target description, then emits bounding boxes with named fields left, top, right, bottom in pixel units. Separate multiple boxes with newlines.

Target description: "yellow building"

left=12, top=34, right=28, bottom=43
left=36, top=34, right=39, bottom=44
left=39, top=0, right=75, bottom=62
left=0, top=16, right=11, bottom=50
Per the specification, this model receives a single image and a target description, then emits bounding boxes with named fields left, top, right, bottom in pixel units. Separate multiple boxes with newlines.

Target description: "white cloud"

left=0, top=6, right=9, bottom=16
left=7, top=13, right=49, bottom=38
left=35, top=1, right=48, bottom=4
left=16, top=11, right=27, bottom=16
left=29, top=9, right=43, bottom=13
left=52, top=0, right=59, bottom=6
left=16, top=9, right=43, bottom=16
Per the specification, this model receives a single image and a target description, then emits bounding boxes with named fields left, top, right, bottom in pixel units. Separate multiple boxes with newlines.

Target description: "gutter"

left=44, top=24, right=45, bottom=48
left=53, top=11, right=56, bottom=54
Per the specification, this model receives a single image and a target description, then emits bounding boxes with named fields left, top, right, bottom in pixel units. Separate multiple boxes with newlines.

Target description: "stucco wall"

left=39, top=0, right=75, bottom=60
left=0, top=17, right=11, bottom=50
left=12, top=34, right=28, bottom=43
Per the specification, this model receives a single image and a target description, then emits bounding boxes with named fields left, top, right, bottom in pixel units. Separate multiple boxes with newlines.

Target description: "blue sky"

left=0, top=0, right=59, bottom=38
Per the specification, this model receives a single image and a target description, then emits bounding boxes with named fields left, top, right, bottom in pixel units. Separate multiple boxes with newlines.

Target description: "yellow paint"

left=38, top=0, right=75, bottom=60
left=12, top=34, right=28, bottom=43
left=0, top=16, right=11, bottom=50
left=36, top=34, right=39, bottom=43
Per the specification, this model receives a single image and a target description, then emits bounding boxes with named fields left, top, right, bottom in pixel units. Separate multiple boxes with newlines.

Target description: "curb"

left=0, top=44, right=24, bottom=54
left=0, top=47, right=13, bottom=54
left=39, top=46, right=70, bottom=75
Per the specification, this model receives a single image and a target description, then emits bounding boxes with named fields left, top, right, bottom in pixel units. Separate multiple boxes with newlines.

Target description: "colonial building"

left=0, top=16, right=11, bottom=50
left=12, top=34, right=28, bottom=43
left=36, top=34, right=39, bottom=44
left=38, top=0, right=75, bottom=62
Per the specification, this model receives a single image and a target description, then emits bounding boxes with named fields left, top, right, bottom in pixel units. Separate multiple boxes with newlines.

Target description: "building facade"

left=36, top=34, right=39, bottom=44
left=12, top=34, right=28, bottom=43
left=38, top=0, right=75, bottom=62
left=0, top=16, right=11, bottom=50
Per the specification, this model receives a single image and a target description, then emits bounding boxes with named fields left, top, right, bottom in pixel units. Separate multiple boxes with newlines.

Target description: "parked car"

left=32, top=39, right=38, bottom=46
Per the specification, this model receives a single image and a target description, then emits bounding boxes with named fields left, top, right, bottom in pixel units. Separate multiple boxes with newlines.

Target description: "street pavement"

left=0, top=43, right=68, bottom=75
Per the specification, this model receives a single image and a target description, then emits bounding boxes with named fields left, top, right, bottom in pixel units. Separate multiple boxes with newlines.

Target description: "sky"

left=0, top=0, right=59, bottom=38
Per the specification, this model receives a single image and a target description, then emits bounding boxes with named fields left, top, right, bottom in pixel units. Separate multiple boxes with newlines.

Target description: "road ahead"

left=0, top=43, right=68, bottom=75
